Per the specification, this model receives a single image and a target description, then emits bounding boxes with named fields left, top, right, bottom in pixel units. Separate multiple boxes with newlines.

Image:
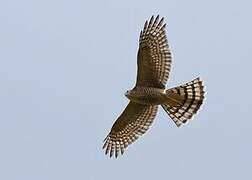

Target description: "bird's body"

left=103, top=15, right=205, bottom=158
left=126, top=87, right=166, bottom=105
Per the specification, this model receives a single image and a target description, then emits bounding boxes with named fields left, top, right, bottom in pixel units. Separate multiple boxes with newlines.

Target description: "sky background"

left=0, top=0, right=252, bottom=179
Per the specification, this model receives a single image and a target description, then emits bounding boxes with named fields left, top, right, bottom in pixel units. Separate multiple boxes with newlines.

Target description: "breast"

left=128, top=87, right=165, bottom=105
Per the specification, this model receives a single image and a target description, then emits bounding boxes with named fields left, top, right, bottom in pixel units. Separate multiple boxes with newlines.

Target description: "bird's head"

left=124, top=90, right=131, bottom=98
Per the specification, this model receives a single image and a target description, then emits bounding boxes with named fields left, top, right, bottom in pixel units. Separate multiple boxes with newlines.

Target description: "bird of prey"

left=103, top=15, right=205, bottom=158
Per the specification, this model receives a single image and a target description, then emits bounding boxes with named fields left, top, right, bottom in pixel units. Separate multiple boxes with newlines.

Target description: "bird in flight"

left=103, top=15, right=205, bottom=158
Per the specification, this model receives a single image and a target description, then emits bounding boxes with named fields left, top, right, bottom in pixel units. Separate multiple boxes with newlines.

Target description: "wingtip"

left=103, top=135, right=108, bottom=142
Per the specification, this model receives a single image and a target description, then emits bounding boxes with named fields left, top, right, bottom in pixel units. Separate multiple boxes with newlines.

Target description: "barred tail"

left=162, top=78, right=205, bottom=127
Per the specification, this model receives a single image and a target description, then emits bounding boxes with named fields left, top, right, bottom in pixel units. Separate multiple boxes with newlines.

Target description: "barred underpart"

left=162, top=78, right=205, bottom=127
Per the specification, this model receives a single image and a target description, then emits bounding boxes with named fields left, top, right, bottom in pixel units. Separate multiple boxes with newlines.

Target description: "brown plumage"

left=136, top=15, right=171, bottom=88
left=103, top=15, right=205, bottom=158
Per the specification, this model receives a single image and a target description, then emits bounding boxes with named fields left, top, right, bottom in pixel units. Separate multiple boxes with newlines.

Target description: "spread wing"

left=103, top=102, right=158, bottom=158
left=136, top=15, right=172, bottom=89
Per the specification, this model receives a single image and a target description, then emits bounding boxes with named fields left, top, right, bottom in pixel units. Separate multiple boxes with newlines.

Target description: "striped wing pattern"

left=162, top=78, right=205, bottom=127
left=103, top=102, right=158, bottom=158
left=136, top=15, right=172, bottom=89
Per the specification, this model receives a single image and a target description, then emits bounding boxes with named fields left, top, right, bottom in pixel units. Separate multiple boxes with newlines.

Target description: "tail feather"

left=162, top=78, right=205, bottom=127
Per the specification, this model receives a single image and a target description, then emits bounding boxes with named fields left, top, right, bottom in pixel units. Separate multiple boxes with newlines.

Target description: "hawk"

left=103, top=15, right=205, bottom=158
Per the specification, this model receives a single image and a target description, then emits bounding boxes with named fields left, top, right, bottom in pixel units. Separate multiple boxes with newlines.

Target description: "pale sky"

left=0, top=0, right=252, bottom=179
